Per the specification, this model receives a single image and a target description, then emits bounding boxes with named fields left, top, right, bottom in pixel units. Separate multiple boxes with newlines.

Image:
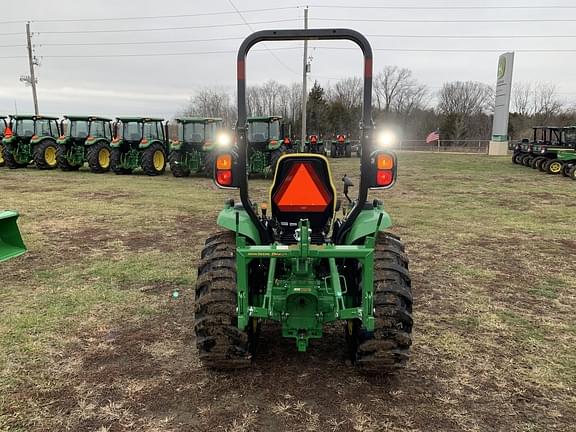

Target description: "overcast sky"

left=1, top=0, right=575, bottom=119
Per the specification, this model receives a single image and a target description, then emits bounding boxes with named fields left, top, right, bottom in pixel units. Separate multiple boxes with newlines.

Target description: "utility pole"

left=300, top=6, right=308, bottom=152
left=25, top=22, right=39, bottom=115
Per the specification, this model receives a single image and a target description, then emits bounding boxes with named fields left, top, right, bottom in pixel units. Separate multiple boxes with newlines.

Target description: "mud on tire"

left=34, top=139, right=58, bottom=170
left=351, top=232, right=413, bottom=373
left=194, top=231, right=252, bottom=369
left=169, top=150, right=190, bottom=177
left=141, top=142, right=166, bottom=176
left=56, top=144, right=81, bottom=171
left=111, top=148, right=132, bottom=175
left=87, top=142, right=112, bottom=173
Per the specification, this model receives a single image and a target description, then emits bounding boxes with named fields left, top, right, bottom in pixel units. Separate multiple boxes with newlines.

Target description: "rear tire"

left=538, top=158, right=549, bottom=172
left=345, top=143, right=352, bottom=158
left=56, top=145, right=81, bottom=171
left=169, top=150, right=191, bottom=177
left=0, top=143, right=5, bottom=167
left=562, top=163, right=573, bottom=177
left=195, top=231, right=253, bottom=369
left=87, top=142, right=112, bottom=173
left=111, top=148, right=133, bottom=175
left=569, top=165, right=576, bottom=180
left=531, top=156, right=544, bottom=169
left=331, top=143, right=337, bottom=158
left=141, top=143, right=166, bottom=176
left=34, top=140, right=58, bottom=170
left=351, top=232, right=413, bottom=373
left=4, top=147, right=27, bottom=169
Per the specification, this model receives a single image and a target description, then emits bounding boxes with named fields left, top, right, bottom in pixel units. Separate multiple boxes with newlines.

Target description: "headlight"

left=216, top=132, right=232, bottom=147
left=377, top=130, right=397, bottom=148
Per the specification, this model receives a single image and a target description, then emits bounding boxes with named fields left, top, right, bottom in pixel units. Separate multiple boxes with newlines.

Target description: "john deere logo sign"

left=497, top=56, right=506, bottom=79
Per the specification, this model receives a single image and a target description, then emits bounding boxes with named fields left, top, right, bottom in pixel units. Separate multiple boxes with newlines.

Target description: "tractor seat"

left=253, top=133, right=266, bottom=142
left=270, top=154, right=336, bottom=244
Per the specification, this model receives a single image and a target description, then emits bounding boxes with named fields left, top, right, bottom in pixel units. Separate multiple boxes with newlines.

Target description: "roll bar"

left=236, top=29, right=375, bottom=244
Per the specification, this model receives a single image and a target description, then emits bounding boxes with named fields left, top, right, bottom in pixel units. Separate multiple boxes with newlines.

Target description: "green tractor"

left=195, top=29, right=412, bottom=372
left=2, top=114, right=60, bottom=169
left=168, top=117, right=223, bottom=177
left=0, top=210, right=26, bottom=262
left=56, top=116, right=114, bottom=173
left=246, top=115, right=286, bottom=176
left=0, top=116, right=7, bottom=167
left=330, top=134, right=352, bottom=158
left=110, top=117, right=168, bottom=176
left=304, top=134, right=327, bottom=155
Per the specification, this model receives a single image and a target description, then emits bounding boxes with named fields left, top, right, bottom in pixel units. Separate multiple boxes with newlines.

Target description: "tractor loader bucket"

left=0, top=211, right=26, bottom=262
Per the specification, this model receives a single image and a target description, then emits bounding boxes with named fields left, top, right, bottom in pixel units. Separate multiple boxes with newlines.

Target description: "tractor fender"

left=2, top=136, right=15, bottom=146
left=31, top=136, right=55, bottom=147
left=170, top=140, right=182, bottom=151
left=56, top=137, right=70, bottom=145
left=344, top=208, right=393, bottom=245
left=85, top=137, right=109, bottom=147
left=110, top=139, right=123, bottom=148
left=267, top=140, right=282, bottom=151
left=216, top=206, right=261, bottom=244
left=202, top=141, right=215, bottom=151
left=558, top=151, right=576, bottom=161
left=139, top=139, right=163, bottom=149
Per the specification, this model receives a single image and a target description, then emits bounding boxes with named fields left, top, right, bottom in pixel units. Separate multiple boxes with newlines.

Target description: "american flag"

left=425, top=130, right=440, bottom=144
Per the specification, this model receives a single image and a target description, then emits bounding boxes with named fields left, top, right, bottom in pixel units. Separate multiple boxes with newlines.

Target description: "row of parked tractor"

left=0, top=114, right=356, bottom=177
left=512, top=126, right=576, bottom=180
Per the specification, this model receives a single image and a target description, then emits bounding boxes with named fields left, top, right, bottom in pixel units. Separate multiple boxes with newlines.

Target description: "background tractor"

left=512, top=126, right=562, bottom=169
left=195, top=28, right=412, bottom=373
left=111, top=117, right=167, bottom=176
left=2, top=115, right=60, bottom=169
left=330, top=134, right=352, bottom=158
left=168, top=117, right=223, bottom=177
left=56, top=116, right=113, bottom=173
left=304, top=134, right=326, bottom=155
left=246, top=115, right=286, bottom=176
left=0, top=116, right=7, bottom=167
left=0, top=210, right=26, bottom=262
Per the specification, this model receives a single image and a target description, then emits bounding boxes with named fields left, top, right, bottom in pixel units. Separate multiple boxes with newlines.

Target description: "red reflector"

left=377, top=170, right=393, bottom=186
left=273, top=162, right=331, bottom=212
left=216, top=170, right=232, bottom=186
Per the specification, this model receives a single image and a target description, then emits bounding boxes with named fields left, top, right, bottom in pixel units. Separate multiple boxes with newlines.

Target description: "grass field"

left=1, top=153, right=575, bottom=432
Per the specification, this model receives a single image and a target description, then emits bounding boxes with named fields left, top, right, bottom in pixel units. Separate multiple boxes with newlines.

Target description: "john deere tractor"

left=110, top=117, right=167, bottom=176
left=0, top=116, right=7, bottom=167
left=168, top=117, right=223, bottom=177
left=330, top=134, right=352, bottom=158
left=246, top=116, right=286, bottom=176
left=2, top=115, right=60, bottom=169
left=56, top=116, right=113, bottom=173
left=195, top=29, right=412, bottom=373
left=304, top=134, right=327, bottom=155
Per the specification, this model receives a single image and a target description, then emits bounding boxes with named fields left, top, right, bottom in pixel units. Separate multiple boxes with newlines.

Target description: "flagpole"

left=437, top=129, right=440, bottom=153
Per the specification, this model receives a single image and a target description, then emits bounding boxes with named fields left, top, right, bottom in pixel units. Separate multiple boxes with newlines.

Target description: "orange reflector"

left=377, top=153, right=394, bottom=170
left=216, top=154, right=232, bottom=170
left=377, top=170, right=393, bottom=186
left=216, top=170, right=232, bottom=186
left=273, top=162, right=331, bottom=212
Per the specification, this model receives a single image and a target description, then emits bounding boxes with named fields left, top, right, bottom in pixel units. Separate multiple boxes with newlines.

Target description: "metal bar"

left=300, top=8, right=308, bottom=152
left=328, top=258, right=345, bottom=314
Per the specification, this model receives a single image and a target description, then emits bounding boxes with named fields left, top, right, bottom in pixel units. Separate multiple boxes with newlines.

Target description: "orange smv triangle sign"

left=273, top=162, right=331, bottom=212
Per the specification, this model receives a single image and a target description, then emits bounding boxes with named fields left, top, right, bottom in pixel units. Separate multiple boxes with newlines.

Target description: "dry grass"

left=1, top=153, right=575, bottom=431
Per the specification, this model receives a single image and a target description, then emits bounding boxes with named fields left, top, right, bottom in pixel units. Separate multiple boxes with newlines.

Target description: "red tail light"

left=369, top=151, right=396, bottom=189
left=215, top=154, right=234, bottom=187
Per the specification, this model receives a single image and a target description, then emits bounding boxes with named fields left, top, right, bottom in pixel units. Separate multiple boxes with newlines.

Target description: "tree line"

left=180, top=66, right=573, bottom=143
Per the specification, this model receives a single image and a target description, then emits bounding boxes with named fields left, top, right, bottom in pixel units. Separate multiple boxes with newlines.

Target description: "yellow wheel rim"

left=98, top=148, right=110, bottom=169
left=44, top=146, right=57, bottom=166
left=153, top=150, right=165, bottom=171
left=550, top=162, right=562, bottom=173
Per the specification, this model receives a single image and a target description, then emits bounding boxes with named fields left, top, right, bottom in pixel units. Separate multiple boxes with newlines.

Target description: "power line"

left=311, top=4, right=576, bottom=10
left=317, top=46, right=576, bottom=53
left=316, top=17, right=576, bottom=23
left=41, top=46, right=301, bottom=59
left=367, top=34, right=576, bottom=39
left=0, top=6, right=297, bottom=25
left=38, top=36, right=245, bottom=47
left=226, top=0, right=300, bottom=75
left=38, top=19, right=299, bottom=34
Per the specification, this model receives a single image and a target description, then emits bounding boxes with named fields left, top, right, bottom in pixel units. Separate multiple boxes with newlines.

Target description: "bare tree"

left=181, top=87, right=236, bottom=127
left=512, top=82, right=532, bottom=116
left=533, top=82, right=563, bottom=121
left=374, top=66, right=417, bottom=112
left=438, top=81, right=493, bottom=141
